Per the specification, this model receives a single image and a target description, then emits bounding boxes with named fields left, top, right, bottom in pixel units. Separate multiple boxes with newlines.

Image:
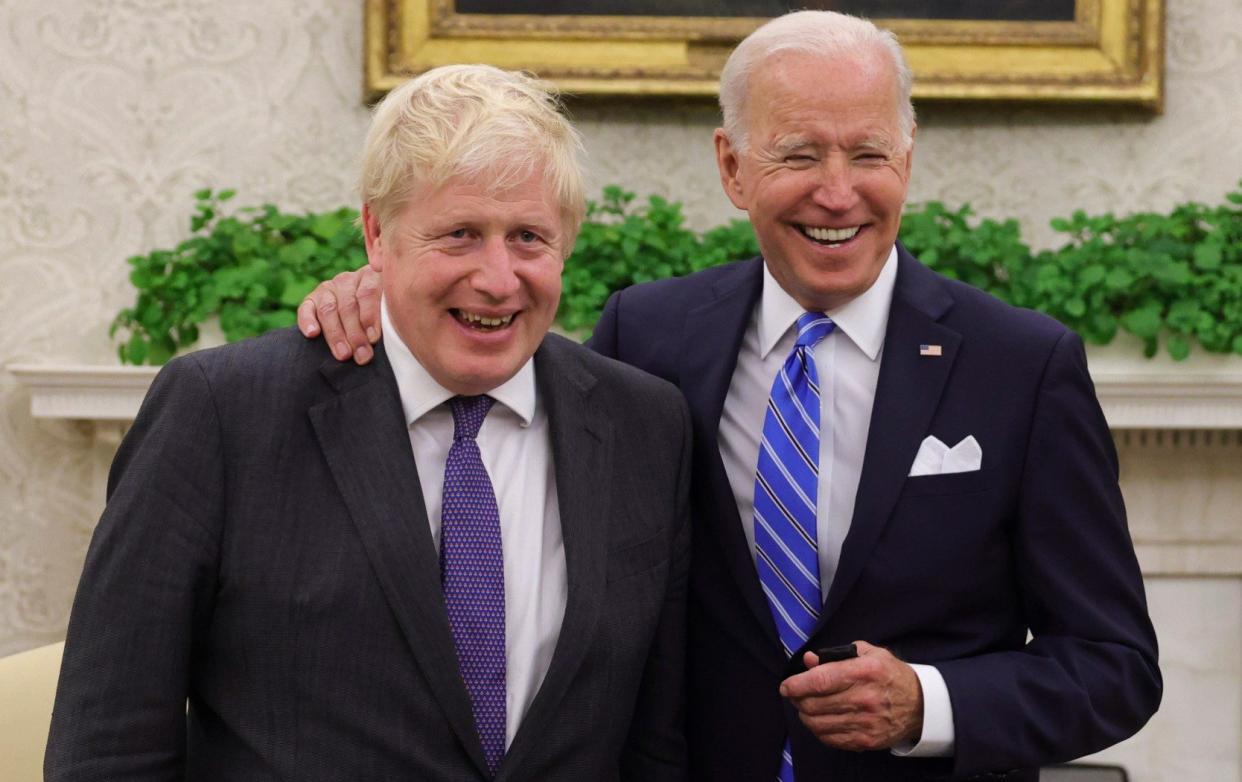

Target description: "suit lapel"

left=678, top=260, right=781, bottom=647
left=821, top=247, right=961, bottom=621
left=307, top=346, right=491, bottom=777
left=502, top=336, right=611, bottom=777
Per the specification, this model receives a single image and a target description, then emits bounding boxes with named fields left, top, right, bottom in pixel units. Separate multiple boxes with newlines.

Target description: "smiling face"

left=362, top=170, right=566, bottom=396
left=715, top=48, right=914, bottom=312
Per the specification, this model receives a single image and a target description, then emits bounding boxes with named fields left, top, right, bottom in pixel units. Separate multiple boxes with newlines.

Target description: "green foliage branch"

left=903, top=185, right=1242, bottom=359
left=112, top=190, right=366, bottom=364
left=114, top=183, right=1242, bottom=364
left=558, top=186, right=760, bottom=332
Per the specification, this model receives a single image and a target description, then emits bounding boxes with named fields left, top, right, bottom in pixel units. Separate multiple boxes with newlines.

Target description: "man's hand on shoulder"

left=780, top=641, right=924, bottom=752
left=298, top=266, right=383, bottom=364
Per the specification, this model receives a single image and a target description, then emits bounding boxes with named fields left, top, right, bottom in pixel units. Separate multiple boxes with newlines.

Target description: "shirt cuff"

left=890, top=663, right=955, bottom=757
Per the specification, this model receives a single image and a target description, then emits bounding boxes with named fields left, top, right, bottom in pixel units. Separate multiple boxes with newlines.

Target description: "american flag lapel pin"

left=919, top=344, right=942, bottom=357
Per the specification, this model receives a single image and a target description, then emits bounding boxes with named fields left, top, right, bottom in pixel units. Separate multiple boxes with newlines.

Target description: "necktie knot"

left=795, top=311, right=835, bottom=351
left=450, top=395, right=495, bottom=441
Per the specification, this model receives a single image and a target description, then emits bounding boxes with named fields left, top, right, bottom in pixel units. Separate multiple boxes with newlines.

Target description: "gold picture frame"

left=365, top=0, right=1163, bottom=110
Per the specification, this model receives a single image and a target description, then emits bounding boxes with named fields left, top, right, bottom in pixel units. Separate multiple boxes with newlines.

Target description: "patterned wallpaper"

left=1, top=0, right=1240, bottom=658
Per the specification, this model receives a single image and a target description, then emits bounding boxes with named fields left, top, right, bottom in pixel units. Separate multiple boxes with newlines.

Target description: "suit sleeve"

left=936, top=330, right=1161, bottom=778
left=620, top=392, right=692, bottom=782
left=45, top=355, right=224, bottom=781
left=585, top=290, right=622, bottom=360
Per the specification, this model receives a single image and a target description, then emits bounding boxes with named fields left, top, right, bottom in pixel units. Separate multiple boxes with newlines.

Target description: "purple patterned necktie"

left=441, top=395, right=506, bottom=776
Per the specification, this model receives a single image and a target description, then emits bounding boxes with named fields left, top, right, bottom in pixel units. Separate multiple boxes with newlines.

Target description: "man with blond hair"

left=47, top=65, right=691, bottom=781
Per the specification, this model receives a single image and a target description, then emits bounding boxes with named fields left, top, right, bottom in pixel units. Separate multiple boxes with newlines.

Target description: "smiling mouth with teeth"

left=799, top=224, right=861, bottom=246
left=453, top=309, right=515, bottom=331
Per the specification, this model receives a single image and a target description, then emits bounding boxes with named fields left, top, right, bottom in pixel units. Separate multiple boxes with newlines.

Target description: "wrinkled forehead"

left=751, top=47, right=899, bottom=103
left=745, top=49, right=904, bottom=136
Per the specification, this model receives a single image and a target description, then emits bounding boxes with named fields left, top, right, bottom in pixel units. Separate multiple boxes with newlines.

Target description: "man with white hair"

left=302, top=11, right=1160, bottom=781
left=47, top=65, right=691, bottom=781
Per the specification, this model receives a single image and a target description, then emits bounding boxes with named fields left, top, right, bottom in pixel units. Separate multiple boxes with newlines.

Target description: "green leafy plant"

left=894, top=201, right=1029, bottom=299
left=114, top=182, right=1242, bottom=364
left=111, top=190, right=365, bottom=364
left=558, top=186, right=758, bottom=332
left=1028, top=198, right=1242, bottom=359
left=898, top=185, right=1242, bottom=359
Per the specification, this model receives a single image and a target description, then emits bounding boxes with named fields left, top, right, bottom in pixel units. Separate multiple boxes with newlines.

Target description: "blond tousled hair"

left=358, top=64, right=586, bottom=247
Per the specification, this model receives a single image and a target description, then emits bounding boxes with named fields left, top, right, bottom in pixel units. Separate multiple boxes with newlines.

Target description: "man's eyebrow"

left=770, top=136, right=815, bottom=155
left=853, top=132, right=896, bottom=152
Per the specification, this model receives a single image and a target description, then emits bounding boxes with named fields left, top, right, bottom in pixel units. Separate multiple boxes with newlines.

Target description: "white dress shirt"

left=718, top=247, right=955, bottom=756
left=381, top=300, right=567, bottom=747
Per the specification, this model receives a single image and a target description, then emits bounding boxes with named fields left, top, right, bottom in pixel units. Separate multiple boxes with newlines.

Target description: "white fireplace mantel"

left=8, top=350, right=1242, bottom=580
left=7, top=364, right=159, bottom=422
left=1093, top=369, right=1242, bottom=429
left=10, top=350, right=1242, bottom=430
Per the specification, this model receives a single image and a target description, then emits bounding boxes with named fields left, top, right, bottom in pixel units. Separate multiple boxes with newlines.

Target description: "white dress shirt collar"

left=757, top=244, right=898, bottom=362
left=380, top=297, right=537, bottom=428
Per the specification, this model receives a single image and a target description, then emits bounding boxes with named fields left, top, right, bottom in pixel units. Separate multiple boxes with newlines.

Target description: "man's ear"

left=361, top=204, right=384, bottom=273
left=903, top=125, right=917, bottom=181
left=714, top=128, right=749, bottom=211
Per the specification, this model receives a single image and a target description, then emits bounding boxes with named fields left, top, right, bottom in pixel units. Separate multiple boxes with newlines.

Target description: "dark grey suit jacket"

left=46, top=328, right=692, bottom=782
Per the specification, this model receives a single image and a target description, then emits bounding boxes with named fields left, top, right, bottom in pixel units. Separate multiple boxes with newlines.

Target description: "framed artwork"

left=365, top=0, right=1163, bottom=109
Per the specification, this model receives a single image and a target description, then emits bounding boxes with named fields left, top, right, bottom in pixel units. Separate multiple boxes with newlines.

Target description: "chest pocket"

left=900, top=467, right=997, bottom=498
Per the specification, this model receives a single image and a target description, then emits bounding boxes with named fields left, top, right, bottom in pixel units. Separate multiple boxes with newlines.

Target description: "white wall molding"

left=1133, top=542, right=1242, bottom=577
left=11, top=354, right=1242, bottom=430
left=10, top=355, right=1242, bottom=581
left=7, top=364, right=157, bottom=422
left=1087, top=339, right=1242, bottom=430
left=1093, top=371, right=1242, bottom=429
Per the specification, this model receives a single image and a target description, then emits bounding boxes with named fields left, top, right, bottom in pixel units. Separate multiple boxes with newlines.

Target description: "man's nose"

left=472, top=237, right=522, bottom=299
left=812, top=158, right=858, bottom=212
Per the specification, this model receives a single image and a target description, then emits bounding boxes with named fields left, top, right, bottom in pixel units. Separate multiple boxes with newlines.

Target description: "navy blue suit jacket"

left=588, top=245, right=1160, bottom=781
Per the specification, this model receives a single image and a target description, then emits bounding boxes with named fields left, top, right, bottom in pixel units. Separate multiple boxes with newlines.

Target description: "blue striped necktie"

left=754, top=311, right=835, bottom=782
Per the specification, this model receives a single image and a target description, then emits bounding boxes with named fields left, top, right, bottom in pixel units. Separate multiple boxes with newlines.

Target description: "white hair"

left=719, top=11, right=916, bottom=152
left=358, top=64, right=586, bottom=244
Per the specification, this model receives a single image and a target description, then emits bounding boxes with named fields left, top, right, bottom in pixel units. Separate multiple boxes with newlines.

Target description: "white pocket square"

left=908, top=435, right=982, bottom=476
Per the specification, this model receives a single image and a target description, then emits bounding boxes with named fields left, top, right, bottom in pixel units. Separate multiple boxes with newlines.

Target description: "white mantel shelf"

left=9, top=357, right=1242, bottom=430
left=10, top=357, right=1242, bottom=579
left=1094, top=371, right=1242, bottom=429
left=8, top=364, right=159, bottom=422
